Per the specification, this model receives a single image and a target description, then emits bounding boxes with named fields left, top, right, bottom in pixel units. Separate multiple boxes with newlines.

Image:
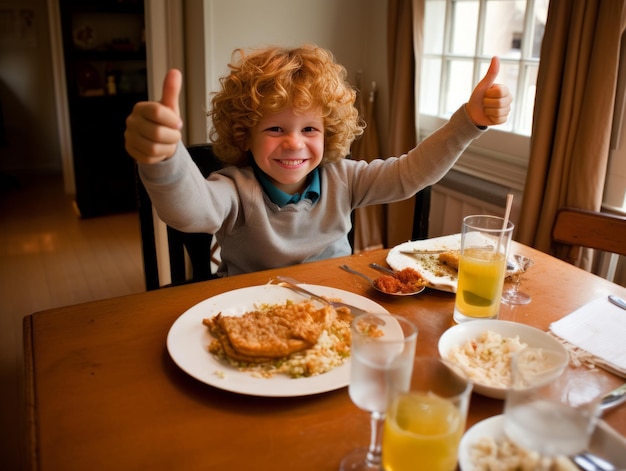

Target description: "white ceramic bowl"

left=438, top=320, right=569, bottom=399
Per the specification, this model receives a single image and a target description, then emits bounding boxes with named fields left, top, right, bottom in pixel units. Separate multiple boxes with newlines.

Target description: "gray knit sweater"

left=138, top=105, right=485, bottom=276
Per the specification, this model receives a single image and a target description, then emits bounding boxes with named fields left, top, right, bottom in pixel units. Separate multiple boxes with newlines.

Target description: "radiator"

left=428, top=170, right=523, bottom=238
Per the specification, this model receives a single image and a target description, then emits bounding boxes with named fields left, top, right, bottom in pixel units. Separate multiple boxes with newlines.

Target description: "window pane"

left=449, top=1, right=478, bottom=55
left=517, top=64, right=538, bottom=134
left=444, top=59, right=474, bottom=114
left=420, top=57, right=442, bottom=115
left=530, top=0, right=549, bottom=58
left=424, top=0, right=446, bottom=54
left=482, top=0, right=527, bottom=59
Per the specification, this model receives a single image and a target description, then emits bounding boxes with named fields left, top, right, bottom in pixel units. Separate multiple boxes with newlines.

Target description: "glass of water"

left=503, top=347, right=602, bottom=457
left=339, top=313, right=417, bottom=471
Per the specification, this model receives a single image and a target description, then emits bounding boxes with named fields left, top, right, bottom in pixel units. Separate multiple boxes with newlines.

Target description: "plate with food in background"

left=387, top=235, right=527, bottom=293
left=386, top=235, right=462, bottom=292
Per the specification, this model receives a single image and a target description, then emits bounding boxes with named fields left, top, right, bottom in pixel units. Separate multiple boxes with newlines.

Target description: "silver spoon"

left=339, top=265, right=424, bottom=296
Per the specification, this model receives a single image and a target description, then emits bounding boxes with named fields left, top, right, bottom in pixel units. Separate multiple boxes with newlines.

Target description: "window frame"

left=417, top=0, right=548, bottom=189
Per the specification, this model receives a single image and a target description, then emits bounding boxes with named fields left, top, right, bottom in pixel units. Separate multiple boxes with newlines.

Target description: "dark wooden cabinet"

left=59, top=0, right=146, bottom=217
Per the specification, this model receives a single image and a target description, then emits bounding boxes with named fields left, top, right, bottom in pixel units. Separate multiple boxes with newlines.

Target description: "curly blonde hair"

left=208, top=44, right=364, bottom=166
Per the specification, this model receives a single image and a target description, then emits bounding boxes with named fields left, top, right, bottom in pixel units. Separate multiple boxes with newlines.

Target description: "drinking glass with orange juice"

left=382, top=357, right=472, bottom=471
left=453, top=215, right=514, bottom=323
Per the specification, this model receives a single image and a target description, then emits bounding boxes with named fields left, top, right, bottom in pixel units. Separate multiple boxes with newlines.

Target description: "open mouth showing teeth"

left=279, top=160, right=304, bottom=167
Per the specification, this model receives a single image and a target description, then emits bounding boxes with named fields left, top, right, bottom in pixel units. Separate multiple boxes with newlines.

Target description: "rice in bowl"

left=446, top=329, right=527, bottom=389
left=438, top=320, right=570, bottom=399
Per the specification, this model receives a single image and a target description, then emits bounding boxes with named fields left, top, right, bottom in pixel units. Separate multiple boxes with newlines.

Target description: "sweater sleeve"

left=405, top=104, right=486, bottom=184
left=137, top=142, right=240, bottom=233
left=347, top=105, right=486, bottom=207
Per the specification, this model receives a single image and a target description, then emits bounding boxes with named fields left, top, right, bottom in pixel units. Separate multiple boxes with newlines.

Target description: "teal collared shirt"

left=254, top=166, right=321, bottom=207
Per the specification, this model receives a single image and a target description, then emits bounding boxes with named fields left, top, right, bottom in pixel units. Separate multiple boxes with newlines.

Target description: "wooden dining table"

left=24, top=242, right=626, bottom=471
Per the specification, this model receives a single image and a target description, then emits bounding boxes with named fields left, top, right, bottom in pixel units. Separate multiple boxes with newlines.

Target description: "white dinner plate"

left=387, top=234, right=524, bottom=293
left=166, top=284, right=388, bottom=397
left=386, top=234, right=462, bottom=292
left=458, top=415, right=626, bottom=471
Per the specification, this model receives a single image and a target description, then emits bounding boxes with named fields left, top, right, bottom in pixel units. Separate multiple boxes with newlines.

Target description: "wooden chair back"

left=136, top=144, right=222, bottom=289
left=552, top=207, right=626, bottom=260
left=166, top=144, right=222, bottom=285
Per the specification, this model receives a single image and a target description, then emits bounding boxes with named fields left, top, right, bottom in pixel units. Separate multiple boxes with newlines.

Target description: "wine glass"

left=340, top=313, right=417, bottom=471
left=501, top=255, right=534, bottom=305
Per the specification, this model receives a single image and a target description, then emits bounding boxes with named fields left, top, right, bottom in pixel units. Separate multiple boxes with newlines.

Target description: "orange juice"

left=455, top=247, right=506, bottom=319
left=382, top=392, right=464, bottom=471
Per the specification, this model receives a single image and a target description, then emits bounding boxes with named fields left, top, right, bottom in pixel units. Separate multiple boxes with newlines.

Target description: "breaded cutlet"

left=203, top=302, right=334, bottom=363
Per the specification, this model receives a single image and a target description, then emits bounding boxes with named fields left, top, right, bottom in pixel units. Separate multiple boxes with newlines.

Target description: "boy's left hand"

left=466, top=57, right=513, bottom=127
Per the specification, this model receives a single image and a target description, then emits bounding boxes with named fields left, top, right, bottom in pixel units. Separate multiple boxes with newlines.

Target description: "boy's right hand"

left=124, top=69, right=183, bottom=164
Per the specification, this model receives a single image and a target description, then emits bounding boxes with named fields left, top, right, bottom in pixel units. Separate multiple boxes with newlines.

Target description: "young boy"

left=125, top=45, right=512, bottom=277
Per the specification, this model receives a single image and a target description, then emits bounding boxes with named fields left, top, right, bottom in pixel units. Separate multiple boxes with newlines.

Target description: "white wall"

left=0, top=0, right=61, bottom=174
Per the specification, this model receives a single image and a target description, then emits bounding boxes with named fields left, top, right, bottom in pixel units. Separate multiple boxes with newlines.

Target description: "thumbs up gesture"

left=466, top=57, right=512, bottom=127
left=124, top=69, right=184, bottom=164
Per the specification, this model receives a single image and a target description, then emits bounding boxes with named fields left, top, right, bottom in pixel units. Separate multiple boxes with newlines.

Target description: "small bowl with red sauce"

left=340, top=264, right=426, bottom=296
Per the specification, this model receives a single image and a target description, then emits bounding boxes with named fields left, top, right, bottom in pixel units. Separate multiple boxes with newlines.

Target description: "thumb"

left=160, top=68, right=182, bottom=117
left=476, top=57, right=500, bottom=92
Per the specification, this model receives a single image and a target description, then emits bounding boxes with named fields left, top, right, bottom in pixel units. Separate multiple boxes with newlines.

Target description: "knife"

left=608, top=295, right=626, bottom=310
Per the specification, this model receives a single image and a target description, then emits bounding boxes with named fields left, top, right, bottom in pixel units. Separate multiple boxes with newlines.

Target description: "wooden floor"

left=0, top=172, right=146, bottom=470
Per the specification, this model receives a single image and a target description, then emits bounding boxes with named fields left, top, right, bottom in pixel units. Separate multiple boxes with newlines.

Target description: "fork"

left=271, top=276, right=370, bottom=316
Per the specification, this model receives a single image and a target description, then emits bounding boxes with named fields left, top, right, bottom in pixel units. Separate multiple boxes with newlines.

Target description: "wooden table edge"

left=23, top=314, right=39, bottom=471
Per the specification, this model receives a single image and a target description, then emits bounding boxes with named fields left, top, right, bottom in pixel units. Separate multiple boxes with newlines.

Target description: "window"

left=420, top=0, right=549, bottom=136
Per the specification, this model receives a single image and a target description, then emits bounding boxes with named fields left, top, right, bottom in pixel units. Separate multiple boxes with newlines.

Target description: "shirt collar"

left=253, top=165, right=321, bottom=207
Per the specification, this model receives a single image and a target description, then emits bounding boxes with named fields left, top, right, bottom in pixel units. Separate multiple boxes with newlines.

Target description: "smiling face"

left=247, top=107, right=324, bottom=195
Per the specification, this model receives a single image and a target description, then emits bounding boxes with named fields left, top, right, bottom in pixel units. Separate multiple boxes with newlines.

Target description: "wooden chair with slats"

left=551, top=207, right=626, bottom=265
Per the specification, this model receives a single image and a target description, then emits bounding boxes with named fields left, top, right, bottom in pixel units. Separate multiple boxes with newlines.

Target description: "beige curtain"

left=385, top=0, right=425, bottom=247
left=351, top=75, right=385, bottom=252
left=518, top=0, right=626, bottom=269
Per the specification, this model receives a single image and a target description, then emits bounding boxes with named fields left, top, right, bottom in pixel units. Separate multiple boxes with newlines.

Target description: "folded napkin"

left=550, top=296, right=626, bottom=378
